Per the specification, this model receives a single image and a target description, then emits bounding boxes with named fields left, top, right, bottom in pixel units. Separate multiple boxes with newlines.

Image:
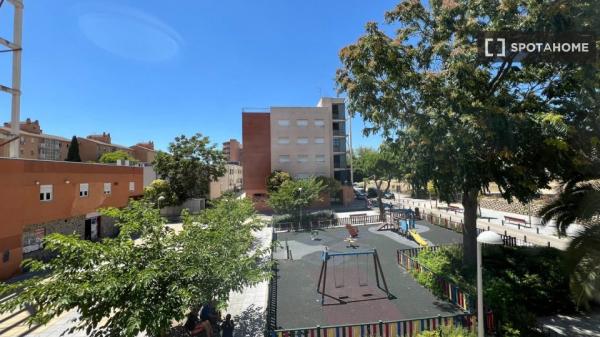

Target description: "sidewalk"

left=224, top=226, right=272, bottom=337
left=393, top=196, right=572, bottom=250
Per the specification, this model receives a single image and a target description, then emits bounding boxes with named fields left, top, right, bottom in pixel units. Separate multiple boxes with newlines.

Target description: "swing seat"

left=345, top=224, right=359, bottom=238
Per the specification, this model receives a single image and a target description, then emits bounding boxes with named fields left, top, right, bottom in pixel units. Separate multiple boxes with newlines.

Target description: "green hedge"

left=414, top=246, right=575, bottom=336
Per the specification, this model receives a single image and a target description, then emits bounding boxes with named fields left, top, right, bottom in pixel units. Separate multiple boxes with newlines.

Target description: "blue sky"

left=0, top=0, right=396, bottom=151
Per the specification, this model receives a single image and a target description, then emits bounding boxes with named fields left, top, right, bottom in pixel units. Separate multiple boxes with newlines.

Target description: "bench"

left=345, top=224, right=359, bottom=238
left=504, top=216, right=530, bottom=228
left=448, top=205, right=464, bottom=213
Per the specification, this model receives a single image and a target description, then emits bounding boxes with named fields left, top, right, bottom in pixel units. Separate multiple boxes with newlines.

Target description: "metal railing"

left=270, top=314, right=476, bottom=337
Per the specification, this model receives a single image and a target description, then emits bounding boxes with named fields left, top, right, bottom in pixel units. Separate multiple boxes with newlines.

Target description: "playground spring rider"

left=316, top=248, right=392, bottom=304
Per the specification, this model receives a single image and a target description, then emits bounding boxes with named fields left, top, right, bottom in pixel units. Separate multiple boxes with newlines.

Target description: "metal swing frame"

left=316, top=248, right=392, bottom=305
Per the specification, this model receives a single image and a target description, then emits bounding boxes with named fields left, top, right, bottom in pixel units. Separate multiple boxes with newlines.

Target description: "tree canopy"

left=352, top=145, right=402, bottom=217
left=99, top=150, right=137, bottom=164
left=336, top=0, right=597, bottom=267
left=143, top=179, right=178, bottom=207
left=153, top=133, right=226, bottom=204
left=65, top=136, right=81, bottom=162
left=0, top=198, right=270, bottom=337
left=267, top=177, right=325, bottom=227
left=266, top=170, right=293, bottom=193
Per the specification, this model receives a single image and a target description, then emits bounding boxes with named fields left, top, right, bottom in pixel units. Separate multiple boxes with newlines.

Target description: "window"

left=314, top=119, right=325, bottom=127
left=129, top=182, right=135, bottom=192
left=80, top=183, right=89, bottom=197
left=315, top=137, right=325, bottom=144
left=297, top=138, right=309, bottom=144
left=278, top=155, right=290, bottom=163
left=40, top=185, right=53, bottom=201
left=277, top=137, right=290, bottom=145
left=103, top=183, right=112, bottom=195
left=277, top=120, right=290, bottom=127
left=296, top=119, right=308, bottom=127
left=297, top=155, right=308, bottom=163
left=315, top=155, right=326, bottom=163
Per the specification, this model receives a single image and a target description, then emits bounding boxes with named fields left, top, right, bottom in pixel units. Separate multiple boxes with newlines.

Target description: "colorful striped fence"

left=271, top=314, right=476, bottom=337
left=397, top=247, right=474, bottom=312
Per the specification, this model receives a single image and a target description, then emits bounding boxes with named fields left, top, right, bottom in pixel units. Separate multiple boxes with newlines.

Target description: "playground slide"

left=408, top=229, right=428, bottom=247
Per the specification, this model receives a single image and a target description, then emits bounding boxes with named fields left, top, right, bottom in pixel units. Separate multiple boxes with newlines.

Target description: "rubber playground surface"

left=273, top=220, right=463, bottom=329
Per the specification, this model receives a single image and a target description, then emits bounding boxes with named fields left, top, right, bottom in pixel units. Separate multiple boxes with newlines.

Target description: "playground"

left=272, top=218, right=463, bottom=330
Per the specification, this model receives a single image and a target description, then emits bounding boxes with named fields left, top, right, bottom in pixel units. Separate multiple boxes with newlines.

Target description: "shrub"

left=416, top=325, right=476, bottom=337
left=413, top=246, right=575, bottom=336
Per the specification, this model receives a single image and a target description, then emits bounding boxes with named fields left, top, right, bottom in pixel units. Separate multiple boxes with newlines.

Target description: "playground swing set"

left=317, top=248, right=393, bottom=305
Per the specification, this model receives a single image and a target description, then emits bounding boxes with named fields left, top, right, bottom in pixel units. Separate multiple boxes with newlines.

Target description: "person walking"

left=220, top=314, right=234, bottom=337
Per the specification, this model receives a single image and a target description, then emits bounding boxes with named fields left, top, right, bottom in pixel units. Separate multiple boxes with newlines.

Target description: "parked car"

left=355, top=191, right=367, bottom=200
left=383, top=191, right=395, bottom=199
left=367, top=188, right=378, bottom=198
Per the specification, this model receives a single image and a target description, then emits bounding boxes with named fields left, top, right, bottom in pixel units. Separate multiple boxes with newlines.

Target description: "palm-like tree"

left=539, top=179, right=600, bottom=310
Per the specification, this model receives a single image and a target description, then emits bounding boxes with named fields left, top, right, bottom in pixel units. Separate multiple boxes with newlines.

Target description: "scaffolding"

left=0, top=0, right=24, bottom=158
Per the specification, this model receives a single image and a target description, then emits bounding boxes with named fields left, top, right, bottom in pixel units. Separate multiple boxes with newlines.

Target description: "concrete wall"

left=0, top=158, right=143, bottom=280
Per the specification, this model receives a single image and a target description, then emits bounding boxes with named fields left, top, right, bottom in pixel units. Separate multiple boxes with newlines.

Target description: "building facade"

left=1, top=119, right=71, bottom=161
left=223, top=139, right=242, bottom=163
left=209, top=163, right=243, bottom=199
left=242, top=97, right=351, bottom=201
left=78, top=132, right=135, bottom=162
left=0, top=158, right=143, bottom=280
left=130, top=141, right=157, bottom=164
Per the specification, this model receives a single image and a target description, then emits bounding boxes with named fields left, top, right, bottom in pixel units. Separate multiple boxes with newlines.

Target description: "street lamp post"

left=476, top=231, right=503, bottom=337
left=297, top=188, right=303, bottom=230
left=157, top=195, right=166, bottom=214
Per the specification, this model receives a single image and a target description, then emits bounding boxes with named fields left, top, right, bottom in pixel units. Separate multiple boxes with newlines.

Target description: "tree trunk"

left=462, top=189, right=479, bottom=270
left=376, top=180, right=386, bottom=221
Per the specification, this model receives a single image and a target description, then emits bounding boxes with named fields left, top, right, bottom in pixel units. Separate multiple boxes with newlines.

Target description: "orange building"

left=77, top=132, right=135, bottom=162
left=223, top=139, right=242, bottom=163
left=0, top=158, right=143, bottom=280
left=1, top=119, right=71, bottom=161
left=130, top=141, right=157, bottom=163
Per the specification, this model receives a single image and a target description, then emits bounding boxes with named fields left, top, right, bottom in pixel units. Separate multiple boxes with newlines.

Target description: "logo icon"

left=484, top=38, right=505, bottom=57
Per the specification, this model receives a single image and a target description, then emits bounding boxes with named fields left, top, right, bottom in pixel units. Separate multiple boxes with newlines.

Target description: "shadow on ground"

left=233, top=304, right=265, bottom=337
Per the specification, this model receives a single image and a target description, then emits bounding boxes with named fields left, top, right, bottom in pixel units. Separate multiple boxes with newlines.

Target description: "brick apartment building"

left=77, top=132, right=136, bottom=162
left=242, top=97, right=353, bottom=207
left=209, top=163, right=243, bottom=199
left=0, top=158, right=143, bottom=280
left=223, top=138, right=242, bottom=163
left=1, top=120, right=156, bottom=164
left=1, top=119, right=71, bottom=160
left=130, top=141, right=157, bottom=163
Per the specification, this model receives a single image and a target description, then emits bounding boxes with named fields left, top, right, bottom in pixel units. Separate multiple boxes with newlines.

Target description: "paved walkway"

left=538, top=311, right=600, bottom=337
left=224, top=226, right=272, bottom=337
left=393, top=196, right=572, bottom=250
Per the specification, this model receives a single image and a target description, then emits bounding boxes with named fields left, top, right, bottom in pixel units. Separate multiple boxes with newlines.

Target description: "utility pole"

left=0, top=0, right=24, bottom=158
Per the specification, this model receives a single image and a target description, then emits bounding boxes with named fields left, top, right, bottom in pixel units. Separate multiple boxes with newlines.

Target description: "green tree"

left=266, top=170, right=293, bottom=193
left=267, top=177, right=325, bottom=229
left=0, top=198, right=269, bottom=337
left=539, top=179, right=600, bottom=310
left=143, top=179, right=177, bottom=207
left=316, top=175, right=342, bottom=196
left=352, top=145, right=401, bottom=219
left=65, top=136, right=81, bottom=162
left=99, top=150, right=137, bottom=164
left=336, top=0, right=593, bottom=267
left=153, top=133, right=226, bottom=204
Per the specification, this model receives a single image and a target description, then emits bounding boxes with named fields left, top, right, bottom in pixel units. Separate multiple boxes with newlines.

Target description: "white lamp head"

left=477, top=231, right=503, bottom=245
left=158, top=196, right=166, bottom=201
